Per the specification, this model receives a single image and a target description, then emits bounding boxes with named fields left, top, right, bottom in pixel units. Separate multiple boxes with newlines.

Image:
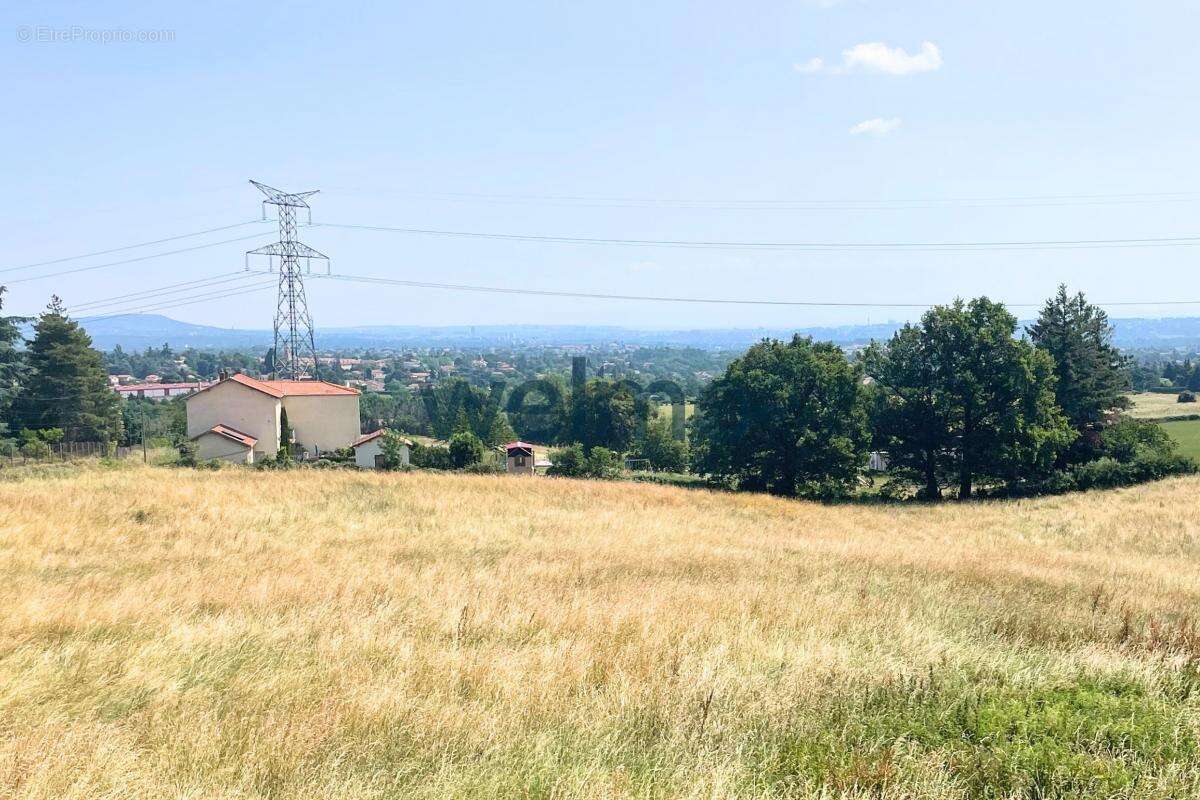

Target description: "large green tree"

left=1027, top=285, right=1130, bottom=462
left=0, top=287, right=28, bottom=434
left=862, top=325, right=951, bottom=499
left=11, top=297, right=122, bottom=443
left=691, top=336, right=868, bottom=498
left=562, top=379, right=649, bottom=453
left=867, top=298, right=1073, bottom=499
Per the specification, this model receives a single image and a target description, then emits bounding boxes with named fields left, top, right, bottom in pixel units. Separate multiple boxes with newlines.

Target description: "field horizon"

left=3, top=465, right=1200, bottom=798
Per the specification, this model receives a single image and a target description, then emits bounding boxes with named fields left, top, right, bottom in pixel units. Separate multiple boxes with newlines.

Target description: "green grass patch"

left=1159, top=418, right=1200, bottom=461
left=753, top=671, right=1199, bottom=798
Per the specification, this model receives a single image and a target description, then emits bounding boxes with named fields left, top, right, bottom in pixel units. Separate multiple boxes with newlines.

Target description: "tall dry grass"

left=2, top=464, right=1199, bottom=798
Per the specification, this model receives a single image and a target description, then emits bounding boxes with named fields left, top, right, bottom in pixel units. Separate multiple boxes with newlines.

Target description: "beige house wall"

left=194, top=432, right=254, bottom=464
left=282, top=394, right=361, bottom=455
left=186, top=382, right=281, bottom=455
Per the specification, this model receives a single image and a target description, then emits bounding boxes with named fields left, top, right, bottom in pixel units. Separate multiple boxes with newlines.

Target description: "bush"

left=547, top=444, right=585, bottom=477
left=1100, top=418, right=1177, bottom=463
left=377, top=432, right=411, bottom=470
left=255, top=451, right=296, bottom=470
left=1071, top=453, right=1198, bottom=491
left=585, top=446, right=621, bottom=479
left=411, top=442, right=452, bottom=470
left=448, top=431, right=487, bottom=469
left=633, top=418, right=689, bottom=473
left=462, top=461, right=504, bottom=475
left=20, top=438, right=51, bottom=459
left=547, top=444, right=621, bottom=479
left=627, top=471, right=714, bottom=489
left=1179, top=391, right=1197, bottom=403
left=176, top=440, right=199, bottom=467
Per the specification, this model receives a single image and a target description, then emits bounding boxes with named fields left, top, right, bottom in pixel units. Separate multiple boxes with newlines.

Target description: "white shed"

left=352, top=430, right=410, bottom=469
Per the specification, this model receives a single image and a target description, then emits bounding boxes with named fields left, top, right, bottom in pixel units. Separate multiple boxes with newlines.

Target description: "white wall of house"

left=283, top=394, right=361, bottom=455
left=354, top=438, right=408, bottom=469
left=194, top=432, right=254, bottom=464
left=186, top=382, right=281, bottom=454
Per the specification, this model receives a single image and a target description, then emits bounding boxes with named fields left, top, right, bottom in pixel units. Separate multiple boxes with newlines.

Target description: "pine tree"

left=12, top=296, right=122, bottom=443
left=1028, top=285, right=1131, bottom=462
left=0, top=287, right=29, bottom=435
left=485, top=411, right=516, bottom=446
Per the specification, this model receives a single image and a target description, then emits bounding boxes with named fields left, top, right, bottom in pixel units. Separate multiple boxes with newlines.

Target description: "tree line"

left=349, top=285, right=1194, bottom=500
left=692, top=286, right=1189, bottom=499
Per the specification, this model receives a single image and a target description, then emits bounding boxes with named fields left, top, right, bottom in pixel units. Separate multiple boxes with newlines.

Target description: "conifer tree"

left=1028, top=285, right=1130, bottom=462
left=0, top=287, right=28, bottom=434
left=11, top=296, right=122, bottom=442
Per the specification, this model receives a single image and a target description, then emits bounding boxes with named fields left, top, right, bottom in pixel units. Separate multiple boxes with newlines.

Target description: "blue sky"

left=3, top=1, right=1200, bottom=330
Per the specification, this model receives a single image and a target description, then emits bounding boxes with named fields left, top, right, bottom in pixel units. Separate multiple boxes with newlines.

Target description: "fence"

left=0, top=441, right=133, bottom=467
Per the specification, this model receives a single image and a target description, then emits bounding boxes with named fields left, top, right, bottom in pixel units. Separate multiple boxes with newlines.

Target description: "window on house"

left=515, top=456, right=527, bottom=466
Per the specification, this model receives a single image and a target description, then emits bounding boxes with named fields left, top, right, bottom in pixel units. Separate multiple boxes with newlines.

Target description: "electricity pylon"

left=245, top=180, right=328, bottom=380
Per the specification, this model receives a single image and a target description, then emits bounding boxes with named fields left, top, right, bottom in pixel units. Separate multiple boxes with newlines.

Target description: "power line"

left=4, top=232, right=276, bottom=286
left=313, top=271, right=1200, bottom=310
left=67, top=272, right=255, bottom=314
left=331, top=187, right=1200, bottom=211
left=79, top=280, right=277, bottom=320
left=314, top=221, right=1200, bottom=253
left=0, top=221, right=267, bottom=275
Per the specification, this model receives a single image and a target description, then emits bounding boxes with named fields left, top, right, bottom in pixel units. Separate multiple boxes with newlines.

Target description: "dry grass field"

left=3, top=464, right=1200, bottom=799
left=1126, top=392, right=1197, bottom=420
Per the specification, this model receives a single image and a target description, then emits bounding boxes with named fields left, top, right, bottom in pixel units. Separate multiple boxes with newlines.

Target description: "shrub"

left=585, top=446, right=621, bottom=479
left=377, top=432, right=411, bottom=470
left=1179, top=391, right=1197, bottom=403
left=1100, top=418, right=1177, bottom=463
left=1071, top=453, right=1197, bottom=491
left=176, top=440, right=199, bottom=467
left=255, top=451, right=296, bottom=470
left=633, top=418, right=689, bottom=473
left=20, top=438, right=51, bottom=459
left=462, top=461, right=504, bottom=475
left=448, top=431, right=487, bottom=469
left=411, top=442, right=452, bottom=470
left=547, top=444, right=586, bottom=477
left=547, top=444, right=621, bottom=479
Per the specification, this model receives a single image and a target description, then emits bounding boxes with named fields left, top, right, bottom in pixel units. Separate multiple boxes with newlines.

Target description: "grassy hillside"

left=3, top=465, right=1200, bottom=798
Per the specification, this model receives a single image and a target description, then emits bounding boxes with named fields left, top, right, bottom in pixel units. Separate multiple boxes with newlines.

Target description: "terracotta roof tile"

left=189, top=374, right=360, bottom=400
left=196, top=424, right=258, bottom=448
left=352, top=430, right=411, bottom=448
left=261, top=380, right=360, bottom=397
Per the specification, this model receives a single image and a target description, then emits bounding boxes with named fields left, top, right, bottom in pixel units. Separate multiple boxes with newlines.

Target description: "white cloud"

left=793, top=57, right=826, bottom=74
left=795, top=41, right=942, bottom=76
left=849, top=117, right=902, bottom=136
left=842, top=41, right=942, bottom=75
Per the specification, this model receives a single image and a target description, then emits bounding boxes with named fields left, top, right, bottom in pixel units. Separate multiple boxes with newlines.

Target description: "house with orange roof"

left=185, top=373, right=361, bottom=463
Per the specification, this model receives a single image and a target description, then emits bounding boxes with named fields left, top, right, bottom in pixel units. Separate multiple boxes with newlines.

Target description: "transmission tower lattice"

left=245, top=180, right=329, bottom=380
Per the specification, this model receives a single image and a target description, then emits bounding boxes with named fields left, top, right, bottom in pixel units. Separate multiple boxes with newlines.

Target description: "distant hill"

left=67, top=313, right=1200, bottom=352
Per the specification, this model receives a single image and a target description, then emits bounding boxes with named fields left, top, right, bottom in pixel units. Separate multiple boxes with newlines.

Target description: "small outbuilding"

left=352, top=430, right=411, bottom=469
left=503, top=441, right=536, bottom=475
left=193, top=424, right=258, bottom=464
